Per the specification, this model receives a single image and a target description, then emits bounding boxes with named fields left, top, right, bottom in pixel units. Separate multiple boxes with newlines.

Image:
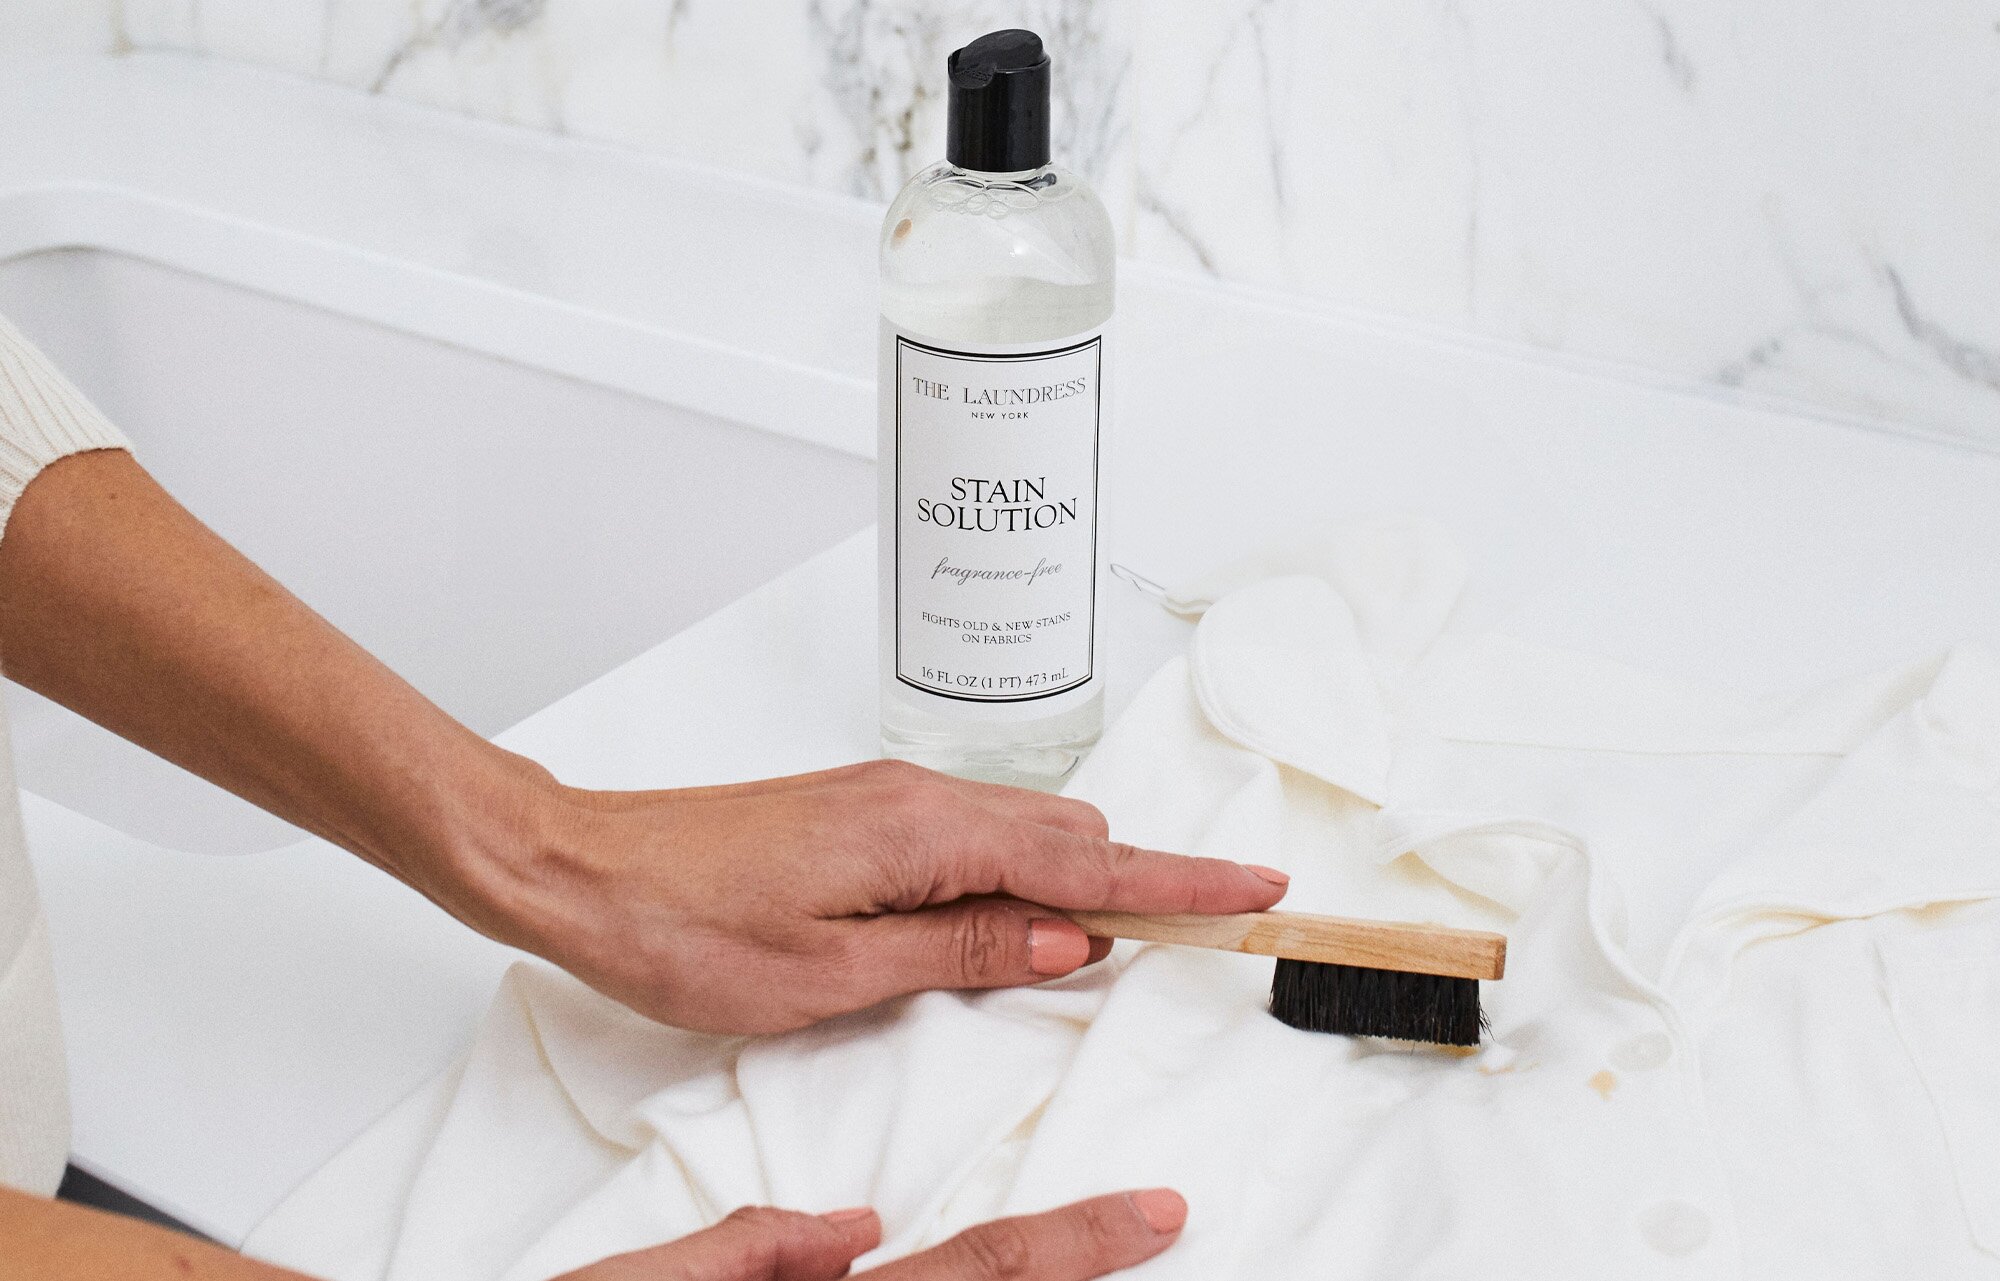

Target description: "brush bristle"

left=1269, top=958, right=1484, bottom=1046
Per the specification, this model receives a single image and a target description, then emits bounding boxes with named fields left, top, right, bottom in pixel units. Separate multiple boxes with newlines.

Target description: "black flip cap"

left=946, top=29, right=1051, bottom=173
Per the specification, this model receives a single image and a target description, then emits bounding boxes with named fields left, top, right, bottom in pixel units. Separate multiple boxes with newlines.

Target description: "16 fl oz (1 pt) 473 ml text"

left=916, top=665, right=1074, bottom=694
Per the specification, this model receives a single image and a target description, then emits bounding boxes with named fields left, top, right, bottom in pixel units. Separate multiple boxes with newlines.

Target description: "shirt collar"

left=1180, top=538, right=2000, bottom=922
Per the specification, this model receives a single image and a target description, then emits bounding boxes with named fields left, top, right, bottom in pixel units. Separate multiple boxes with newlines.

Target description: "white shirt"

left=248, top=524, right=2000, bottom=1279
left=0, top=314, right=131, bottom=1196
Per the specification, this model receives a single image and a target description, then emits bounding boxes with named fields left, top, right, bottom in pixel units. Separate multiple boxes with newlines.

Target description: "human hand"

left=471, top=759, right=1288, bottom=1034
left=551, top=1190, right=1189, bottom=1280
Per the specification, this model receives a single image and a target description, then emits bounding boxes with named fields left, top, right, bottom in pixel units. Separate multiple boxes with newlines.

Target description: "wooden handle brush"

left=1062, top=909, right=1507, bottom=1047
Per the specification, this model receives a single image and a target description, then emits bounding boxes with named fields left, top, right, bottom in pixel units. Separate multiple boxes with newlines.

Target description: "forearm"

left=0, top=450, right=1287, bottom=1043
left=0, top=1187, right=311, bottom=1281
left=0, top=450, right=548, bottom=928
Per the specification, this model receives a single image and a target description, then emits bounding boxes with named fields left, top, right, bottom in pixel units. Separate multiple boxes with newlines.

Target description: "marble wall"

left=103, top=2, right=2000, bottom=446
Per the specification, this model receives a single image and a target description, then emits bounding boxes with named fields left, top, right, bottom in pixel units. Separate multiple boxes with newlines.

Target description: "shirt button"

left=1611, top=1031, right=1673, bottom=1071
left=1638, top=1200, right=1711, bottom=1256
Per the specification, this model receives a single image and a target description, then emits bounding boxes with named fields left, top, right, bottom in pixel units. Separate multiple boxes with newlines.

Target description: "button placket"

left=1383, top=810, right=1735, bottom=1271
left=1591, top=1010, right=1735, bottom=1270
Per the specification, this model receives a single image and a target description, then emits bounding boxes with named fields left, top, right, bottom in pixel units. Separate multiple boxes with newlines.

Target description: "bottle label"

left=888, top=326, right=1102, bottom=705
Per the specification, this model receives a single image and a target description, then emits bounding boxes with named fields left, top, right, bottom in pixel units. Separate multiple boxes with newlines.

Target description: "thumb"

left=856, top=900, right=1107, bottom=1000
left=564, top=1206, right=879, bottom=1281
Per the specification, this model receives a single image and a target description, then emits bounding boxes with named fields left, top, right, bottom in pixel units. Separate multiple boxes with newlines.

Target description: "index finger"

left=968, top=818, right=1291, bottom=916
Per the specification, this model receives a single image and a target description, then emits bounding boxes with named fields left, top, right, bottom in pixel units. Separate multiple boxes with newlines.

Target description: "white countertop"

left=9, top=52, right=2000, bottom=1247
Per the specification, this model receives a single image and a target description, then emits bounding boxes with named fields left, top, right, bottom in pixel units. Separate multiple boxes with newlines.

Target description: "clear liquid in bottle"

left=877, top=31, right=1115, bottom=789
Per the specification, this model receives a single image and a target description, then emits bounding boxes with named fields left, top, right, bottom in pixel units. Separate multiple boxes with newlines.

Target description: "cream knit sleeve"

left=0, top=313, right=127, bottom=1195
left=0, top=314, right=132, bottom=537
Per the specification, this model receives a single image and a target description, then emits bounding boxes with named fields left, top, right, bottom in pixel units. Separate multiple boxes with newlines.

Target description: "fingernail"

left=1028, top=918, right=1092, bottom=976
left=1244, top=864, right=1290, bottom=886
left=820, top=1207, right=877, bottom=1225
left=1129, top=1188, right=1187, bottom=1235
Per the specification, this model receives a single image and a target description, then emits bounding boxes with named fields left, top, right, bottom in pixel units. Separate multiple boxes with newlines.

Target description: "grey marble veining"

left=100, top=0, right=2000, bottom=448
left=373, top=0, right=549, bottom=93
left=1885, top=268, right=2000, bottom=396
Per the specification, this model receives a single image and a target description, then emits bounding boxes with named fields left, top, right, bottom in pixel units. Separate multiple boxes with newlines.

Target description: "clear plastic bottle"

left=877, top=30, right=1115, bottom=788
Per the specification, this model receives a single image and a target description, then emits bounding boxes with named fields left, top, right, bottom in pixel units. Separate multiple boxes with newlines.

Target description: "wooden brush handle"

left=1061, top=909, right=1507, bottom=981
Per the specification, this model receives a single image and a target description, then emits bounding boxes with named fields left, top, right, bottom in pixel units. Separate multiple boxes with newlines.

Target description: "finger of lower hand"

left=567, top=1206, right=879, bottom=1281
left=861, top=1191, right=1187, bottom=1280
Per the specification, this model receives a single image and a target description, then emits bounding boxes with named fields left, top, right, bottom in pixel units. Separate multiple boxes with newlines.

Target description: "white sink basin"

left=0, top=248, right=872, bottom=855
